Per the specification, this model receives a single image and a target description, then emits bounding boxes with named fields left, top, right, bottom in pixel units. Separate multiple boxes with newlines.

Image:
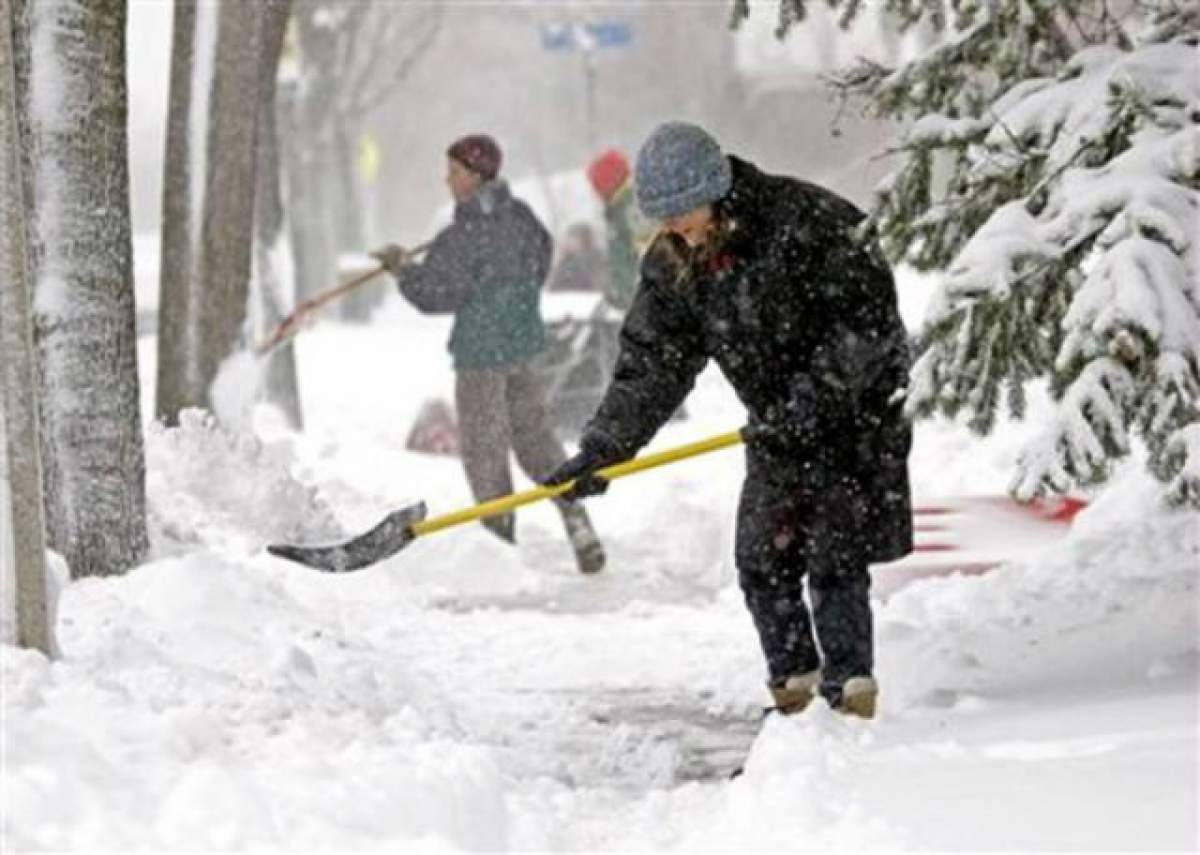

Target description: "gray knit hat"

left=635, top=122, right=732, bottom=220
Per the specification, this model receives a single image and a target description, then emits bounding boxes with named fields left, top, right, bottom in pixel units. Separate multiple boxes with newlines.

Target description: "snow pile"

left=209, top=349, right=265, bottom=433
left=879, top=467, right=1199, bottom=706
left=542, top=708, right=900, bottom=851
left=713, top=709, right=901, bottom=850
left=378, top=522, right=548, bottom=603
left=907, top=380, right=1056, bottom=497
left=144, top=409, right=340, bottom=555
left=6, top=250, right=1195, bottom=850
left=1, top=553, right=512, bottom=851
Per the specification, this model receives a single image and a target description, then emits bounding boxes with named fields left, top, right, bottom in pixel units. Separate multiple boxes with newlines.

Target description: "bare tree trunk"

left=281, top=84, right=337, bottom=304
left=12, top=0, right=149, bottom=579
left=155, top=0, right=197, bottom=426
left=331, top=122, right=381, bottom=322
left=0, top=0, right=51, bottom=653
left=194, top=1, right=262, bottom=410
left=331, top=123, right=367, bottom=252
left=285, top=4, right=340, bottom=304
left=256, top=0, right=303, bottom=428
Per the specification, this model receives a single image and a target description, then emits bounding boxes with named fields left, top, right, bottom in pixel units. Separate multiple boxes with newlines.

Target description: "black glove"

left=544, top=433, right=627, bottom=500
left=743, top=421, right=789, bottom=459
left=369, top=243, right=411, bottom=277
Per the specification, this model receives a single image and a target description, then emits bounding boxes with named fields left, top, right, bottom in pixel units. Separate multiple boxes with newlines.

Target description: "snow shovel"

left=266, top=427, right=748, bottom=572
left=254, top=242, right=431, bottom=357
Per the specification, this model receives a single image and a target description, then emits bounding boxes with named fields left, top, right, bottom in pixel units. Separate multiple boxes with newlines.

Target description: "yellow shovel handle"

left=410, top=429, right=746, bottom=537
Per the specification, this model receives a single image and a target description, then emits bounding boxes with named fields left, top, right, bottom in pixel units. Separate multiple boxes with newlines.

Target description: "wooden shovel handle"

left=255, top=241, right=431, bottom=356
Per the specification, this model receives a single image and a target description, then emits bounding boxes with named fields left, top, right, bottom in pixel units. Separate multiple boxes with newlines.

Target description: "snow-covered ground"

left=3, top=267, right=1197, bottom=851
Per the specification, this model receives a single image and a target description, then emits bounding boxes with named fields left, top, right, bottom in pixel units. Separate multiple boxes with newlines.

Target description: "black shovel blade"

left=267, top=502, right=428, bottom=572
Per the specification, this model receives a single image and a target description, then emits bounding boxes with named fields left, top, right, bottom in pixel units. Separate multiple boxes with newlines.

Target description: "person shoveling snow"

left=545, top=122, right=913, bottom=720
left=272, top=122, right=913, bottom=724
left=369, top=133, right=605, bottom=575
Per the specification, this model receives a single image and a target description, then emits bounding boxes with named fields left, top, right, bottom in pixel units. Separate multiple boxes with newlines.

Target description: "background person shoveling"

left=370, top=132, right=606, bottom=575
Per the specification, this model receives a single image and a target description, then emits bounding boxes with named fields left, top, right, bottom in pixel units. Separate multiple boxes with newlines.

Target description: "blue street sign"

left=589, top=21, right=633, bottom=48
left=540, top=21, right=633, bottom=52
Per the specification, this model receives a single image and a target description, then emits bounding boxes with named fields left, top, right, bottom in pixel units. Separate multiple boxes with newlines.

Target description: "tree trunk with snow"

left=11, top=0, right=149, bottom=579
left=256, top=0, right=303, bottom=429
left=0, top=0, right=52, bottom=653
left=155, top=0, right=197, bottom=425
left=192, top=1, right=263, bottom=412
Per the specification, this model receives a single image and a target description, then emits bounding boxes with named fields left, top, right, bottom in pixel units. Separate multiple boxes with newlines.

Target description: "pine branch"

left=1025, top=0, right=1079, bottom=61
left=1159, top=425, right=1200, bottom=507
left=759, top=0, right=1200, bottom=505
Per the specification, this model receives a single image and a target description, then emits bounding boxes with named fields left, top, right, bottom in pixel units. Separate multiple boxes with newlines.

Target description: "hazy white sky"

left=121, top=1, right=902, bottom=241
left=127, top=1, right=172, bottom=234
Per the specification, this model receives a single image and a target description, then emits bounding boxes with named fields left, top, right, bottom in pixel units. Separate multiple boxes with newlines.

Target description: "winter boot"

left=556, top=499, right=605, bottom=574
left=482, top=512, right=516, bottom=545
left=767, top=669, right=822, bottom=715
left=831, top=676, right=878, bottom=719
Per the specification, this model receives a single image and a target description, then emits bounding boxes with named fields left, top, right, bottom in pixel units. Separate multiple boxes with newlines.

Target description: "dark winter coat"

left=583, top=157, right=913, bottom=562
left=399, top=181, right=552, bottom=370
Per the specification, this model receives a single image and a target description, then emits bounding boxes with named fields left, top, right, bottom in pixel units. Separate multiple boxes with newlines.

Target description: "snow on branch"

left=1058, top=236, right=1200, bottom=371
left=1012, top=357, right=1135, bottom=499
left=863, top=3, right=1200, bottom=506
left=1159, top=423, right=1200, bottom=507
left=936, top=201, right=1058, bottom=307
left=753, top=0, right=1198, bottom=504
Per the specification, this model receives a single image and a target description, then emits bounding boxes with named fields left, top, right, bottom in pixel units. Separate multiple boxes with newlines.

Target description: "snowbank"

left=144, top=408, right=341, bottom=556
left=879, top=467, right=1199, bottom=706
left=2, top=550, right=513, bottom=851
left=5, top=260, right=1196, bottom=851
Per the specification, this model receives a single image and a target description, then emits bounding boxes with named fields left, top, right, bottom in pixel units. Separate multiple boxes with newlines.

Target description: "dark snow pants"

left=735, top=463, right=874, bottom=690
left=455, top=363, right=567, bottom=539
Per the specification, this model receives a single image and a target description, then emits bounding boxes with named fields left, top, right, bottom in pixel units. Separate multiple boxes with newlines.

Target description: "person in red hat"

left=586, top=148, right=652, bottom=312
left=371, top=134, right=605, bottom=574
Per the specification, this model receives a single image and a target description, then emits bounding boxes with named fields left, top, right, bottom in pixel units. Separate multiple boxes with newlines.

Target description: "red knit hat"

left=447, top=134, right=502, bottom=180
left=587, top=148, right=630, bottom=201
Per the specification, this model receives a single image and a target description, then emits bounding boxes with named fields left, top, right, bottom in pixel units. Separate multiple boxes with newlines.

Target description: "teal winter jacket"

left=398, top=181, right=552, bottom=370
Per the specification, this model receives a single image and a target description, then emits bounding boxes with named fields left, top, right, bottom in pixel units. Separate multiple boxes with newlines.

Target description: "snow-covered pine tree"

left=735, top=1, right=1200, bottom=507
